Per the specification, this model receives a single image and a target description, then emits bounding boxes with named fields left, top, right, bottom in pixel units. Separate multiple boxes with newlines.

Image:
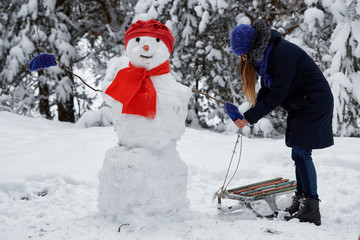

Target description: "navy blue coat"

left=244, top=30, right=334, bottom=149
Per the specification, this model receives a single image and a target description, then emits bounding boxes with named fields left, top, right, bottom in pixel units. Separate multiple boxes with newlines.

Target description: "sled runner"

left=216, top=177, right=296, bottom=219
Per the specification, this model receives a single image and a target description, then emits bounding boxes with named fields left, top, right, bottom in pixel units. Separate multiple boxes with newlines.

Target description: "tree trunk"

left=38, top=74, right=52, bottom=120
left=57, top=94, right=75, bottom=122
left=57, top=75, right=75, bottom=123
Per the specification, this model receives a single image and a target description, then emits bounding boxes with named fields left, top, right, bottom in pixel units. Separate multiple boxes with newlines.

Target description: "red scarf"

left=105, top=61, right=170, bottom=119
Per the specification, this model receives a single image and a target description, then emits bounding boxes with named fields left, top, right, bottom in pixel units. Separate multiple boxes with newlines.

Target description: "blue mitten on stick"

left=224, top=102, right=243, bottom=121
left=29, top=53, right=57, bottom=71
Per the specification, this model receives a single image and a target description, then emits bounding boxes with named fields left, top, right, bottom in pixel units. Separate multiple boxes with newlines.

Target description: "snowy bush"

left=75, top=106, right=112, bottom=128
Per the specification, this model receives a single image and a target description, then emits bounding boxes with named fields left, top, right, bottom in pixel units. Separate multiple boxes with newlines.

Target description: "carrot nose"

left=143, top=45, right=149, bottom=51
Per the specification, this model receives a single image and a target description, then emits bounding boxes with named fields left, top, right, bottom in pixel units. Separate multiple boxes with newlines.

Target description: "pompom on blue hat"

left=230, top=24, right=256, bottom=56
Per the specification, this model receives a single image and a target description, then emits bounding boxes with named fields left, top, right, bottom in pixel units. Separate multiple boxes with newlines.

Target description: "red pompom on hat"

left=124, top=19, right=174, bottom=53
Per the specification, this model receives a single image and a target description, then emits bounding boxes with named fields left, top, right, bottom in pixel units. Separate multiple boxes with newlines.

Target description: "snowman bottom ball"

left=98, top=145, right=189, bottom=218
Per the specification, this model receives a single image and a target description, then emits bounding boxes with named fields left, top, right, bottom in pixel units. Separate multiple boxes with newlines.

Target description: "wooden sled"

left=216, top=177, right=296, bottom=219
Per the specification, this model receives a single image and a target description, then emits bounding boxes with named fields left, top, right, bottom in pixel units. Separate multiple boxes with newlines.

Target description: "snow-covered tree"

left=295, top=0, right=360, bottom=136
left=0, top=0, right=77, bottom=121
left=0, top=0, right=137, bottom=122
left=0, top=0, right=37, bottom=116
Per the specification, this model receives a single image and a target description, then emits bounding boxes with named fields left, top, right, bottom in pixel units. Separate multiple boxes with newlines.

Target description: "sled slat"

left=227, top=177, right=283, bottom=193
left=257, top=184, right=296, bottom=196
left=236, top=179, right=291, bottom=195
left=247, top=181, right=296, bottom=196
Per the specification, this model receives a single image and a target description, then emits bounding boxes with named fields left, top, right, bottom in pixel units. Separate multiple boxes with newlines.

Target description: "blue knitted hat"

left=230, top=24, right=256, bottom=56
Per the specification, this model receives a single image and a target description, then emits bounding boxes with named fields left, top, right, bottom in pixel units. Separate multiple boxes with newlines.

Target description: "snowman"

left=98, top=19, right=192, bottom=221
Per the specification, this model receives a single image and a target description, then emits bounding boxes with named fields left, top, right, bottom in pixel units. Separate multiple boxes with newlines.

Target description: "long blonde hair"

left=239, top=56, right=257, bottom=106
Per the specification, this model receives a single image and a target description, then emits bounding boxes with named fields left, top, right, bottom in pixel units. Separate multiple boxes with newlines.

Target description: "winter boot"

left=285, top=197, right=321, bottom=226
left=284, top=192, right=302, bottom=215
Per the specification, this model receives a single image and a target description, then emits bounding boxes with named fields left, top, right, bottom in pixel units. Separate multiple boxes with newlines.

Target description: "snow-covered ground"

left=0, top=111, right=359, bottom=240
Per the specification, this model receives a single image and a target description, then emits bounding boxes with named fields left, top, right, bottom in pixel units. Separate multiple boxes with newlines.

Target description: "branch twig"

left=191, top=89, right=225, bottom=104
left=55, top=57, right=102, bottom=92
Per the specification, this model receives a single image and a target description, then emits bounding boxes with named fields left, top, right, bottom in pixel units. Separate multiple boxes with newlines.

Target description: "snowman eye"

left=135, top=37, right=140, bottom=42
left=156, top=38, right=161, bottom=42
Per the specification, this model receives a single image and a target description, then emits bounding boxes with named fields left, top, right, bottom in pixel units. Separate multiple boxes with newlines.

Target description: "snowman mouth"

left=140, top=55, right=152, bottom=59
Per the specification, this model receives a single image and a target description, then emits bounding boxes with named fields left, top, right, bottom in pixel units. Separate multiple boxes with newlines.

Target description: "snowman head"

left=124, top=19, right=174, bottom=71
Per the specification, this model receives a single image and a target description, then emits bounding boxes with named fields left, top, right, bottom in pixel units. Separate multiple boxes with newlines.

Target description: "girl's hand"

left=234, top=118, right=248, bottom=129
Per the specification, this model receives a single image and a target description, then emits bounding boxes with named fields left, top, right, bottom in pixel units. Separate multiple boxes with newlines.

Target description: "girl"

left=226, top=20, right=334, bottom=226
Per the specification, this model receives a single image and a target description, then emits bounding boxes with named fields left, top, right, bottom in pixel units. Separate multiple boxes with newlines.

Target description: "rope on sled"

left=213, top=133, right=243, bottom=200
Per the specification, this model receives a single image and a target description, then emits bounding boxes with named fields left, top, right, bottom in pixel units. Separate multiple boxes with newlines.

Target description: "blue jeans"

left=292, top=146, right=318, bottom=199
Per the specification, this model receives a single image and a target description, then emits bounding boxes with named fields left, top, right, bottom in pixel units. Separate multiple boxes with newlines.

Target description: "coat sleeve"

left=244, top=49, right=298, bottom=124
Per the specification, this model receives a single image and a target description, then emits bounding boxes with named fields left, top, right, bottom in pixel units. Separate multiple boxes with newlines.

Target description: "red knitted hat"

left=124, top=19, right=174, bottom=53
